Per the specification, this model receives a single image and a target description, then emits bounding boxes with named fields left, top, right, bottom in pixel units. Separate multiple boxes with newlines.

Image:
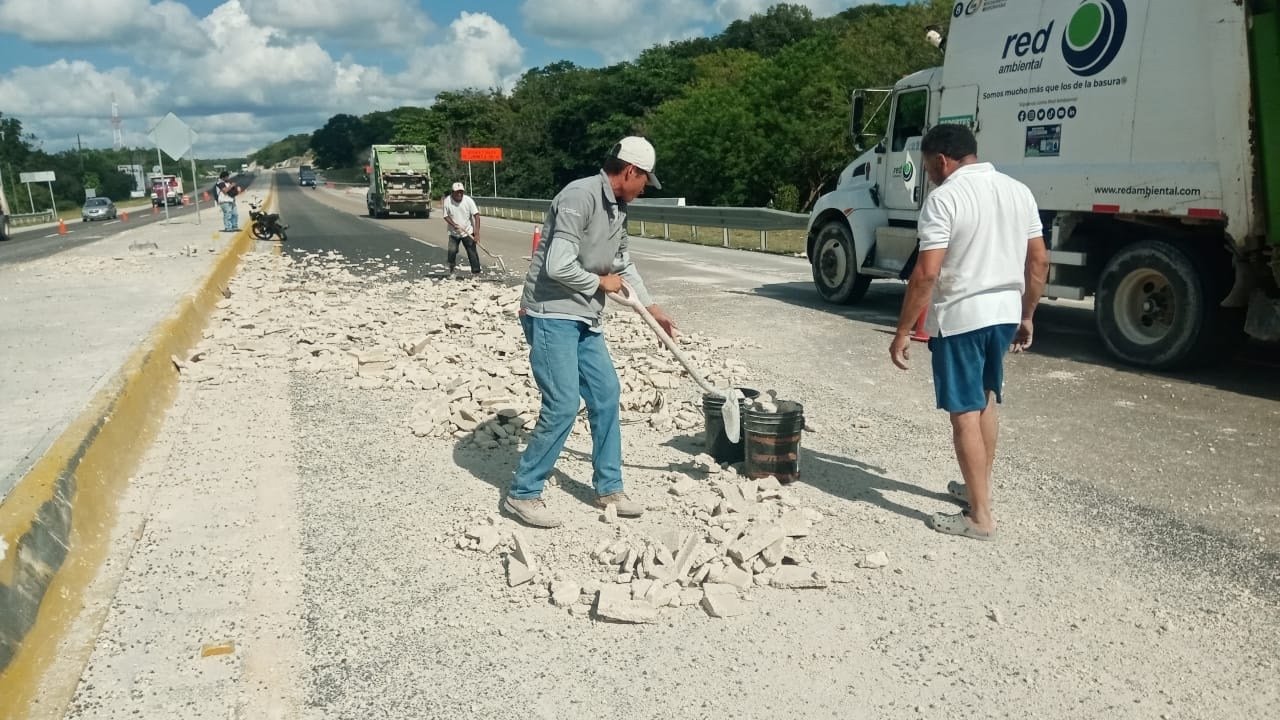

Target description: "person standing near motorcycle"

left=442, top=181, right=482, bottom=277
left=215, top=171, right=242, bottom=232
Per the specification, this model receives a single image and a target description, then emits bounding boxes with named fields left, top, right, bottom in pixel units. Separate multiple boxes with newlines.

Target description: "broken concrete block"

left=770, top=566, right=829, bottom=589
left=780, top=509, right=811, bottom=537
left=550, top=580, right=581, bottom=608
left=506, top=557, right=534, bottom=587
left=757, top=476, right=782, bottom=492
left=671, top=536, right=702, bottom=580
left=858, top=551, right=889, bottom=569
left=595, top=585, right=659, bottom=624
left=602, top=503, right=618, bottom=524
left=700, top=584, right=747, bottom=618
left=679, top=588, right=705, bottom=607
left=727, top=523, right=786, bottom=563
left=761, top=537, right=788, bottom=566
left=721, top=566, right=753, bottom=590
left=669, top=477, right=698, bottom=497
left=511, top=531, right=537, bottom=572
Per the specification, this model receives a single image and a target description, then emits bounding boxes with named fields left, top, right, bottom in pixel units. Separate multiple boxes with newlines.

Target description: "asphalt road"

left=0, top=173, right=264, bottom=266
left=282, top=173, right=1280, bottom=555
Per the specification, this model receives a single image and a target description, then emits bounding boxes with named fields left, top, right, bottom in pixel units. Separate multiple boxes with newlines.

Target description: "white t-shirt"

left=443, top=194, right=479, bottom=236
left=917, top=162, right=1043, bottom=337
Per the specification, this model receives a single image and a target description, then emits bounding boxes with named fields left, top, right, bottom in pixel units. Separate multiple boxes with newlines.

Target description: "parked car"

left=82, top=196, right=118, bottom=222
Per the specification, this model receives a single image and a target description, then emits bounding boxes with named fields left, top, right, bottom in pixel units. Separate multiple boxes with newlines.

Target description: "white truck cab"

left=806, top=0, right=1280, bottom=369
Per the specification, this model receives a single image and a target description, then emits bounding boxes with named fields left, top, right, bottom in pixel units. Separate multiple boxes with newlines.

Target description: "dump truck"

left=366, top=144, right=432, bottom=218
left=149, top=174, right=184, bottom=207
left=806, top=0, right=1279, bottom=369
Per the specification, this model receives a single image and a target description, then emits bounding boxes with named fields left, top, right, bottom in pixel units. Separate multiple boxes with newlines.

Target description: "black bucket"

left=743, top=401, right=804, bottom=483
left=702, top=388, right=759, bottom=464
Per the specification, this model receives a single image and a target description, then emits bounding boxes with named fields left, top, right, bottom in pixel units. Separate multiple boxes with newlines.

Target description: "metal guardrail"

left=473, top=196, right=809, bottom=252
left=10, top=210, right=57, bottom=227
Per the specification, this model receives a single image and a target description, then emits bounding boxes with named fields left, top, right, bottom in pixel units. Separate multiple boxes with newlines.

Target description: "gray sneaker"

left=594, top=492, right=643, bottom=518
left=503, top=496, right=562, bottom=528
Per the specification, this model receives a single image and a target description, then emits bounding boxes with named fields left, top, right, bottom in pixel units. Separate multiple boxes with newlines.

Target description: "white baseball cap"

left=451, top=182, right=465, bottom=192
left=609, top=136, right=661, bottom=189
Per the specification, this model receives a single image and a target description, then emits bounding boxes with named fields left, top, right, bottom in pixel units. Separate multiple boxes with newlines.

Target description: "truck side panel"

left=941, top=0, right=1255, bottom=241
left=1251, top=0, right=1280, bottom=242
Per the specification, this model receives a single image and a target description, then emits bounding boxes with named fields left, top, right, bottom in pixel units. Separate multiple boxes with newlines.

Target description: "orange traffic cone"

left=182, top=195, right=190, bottom=206
left=531, top=226, right=542, bottom=254
left=152, top=204, right=159, bottom=215
left=910, top=307, right=929, bottom=342
left=58, top=219, right=67, bottom=235
left=120, top=211, right=128, bottom=222
left=202, top=191, right=211, bottom=202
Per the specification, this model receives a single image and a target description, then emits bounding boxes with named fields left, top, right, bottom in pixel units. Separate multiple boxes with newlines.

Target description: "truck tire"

left=0, top=215, right=10, bottom=242
left=811, top=221, right=871, bottom=304
left=368, top=204, right=376, bottom=218
left=1095, top=240, right=1237, bottom=369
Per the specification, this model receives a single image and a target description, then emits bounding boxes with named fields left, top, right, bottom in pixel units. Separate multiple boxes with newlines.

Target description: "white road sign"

left=19, top=171, right=55, bottom=183
left=148, top=112, right=197, bottom=161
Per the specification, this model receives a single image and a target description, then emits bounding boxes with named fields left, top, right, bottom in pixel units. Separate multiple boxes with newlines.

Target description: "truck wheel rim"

left=1114, top=269, right=1176, bottom=345
left=817, top=237, right=846, bottom=287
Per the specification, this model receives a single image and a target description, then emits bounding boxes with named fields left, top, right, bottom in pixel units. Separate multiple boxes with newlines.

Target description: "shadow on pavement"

left=752, top=279, right=1280, bottom=402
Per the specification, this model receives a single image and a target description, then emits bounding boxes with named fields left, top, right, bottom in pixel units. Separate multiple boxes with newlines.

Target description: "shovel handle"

left=607, top=281, right=724, bottom=398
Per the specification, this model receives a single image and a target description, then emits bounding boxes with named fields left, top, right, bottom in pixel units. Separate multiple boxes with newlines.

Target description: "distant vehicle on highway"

left=0, top=183, right=10, bottom=241
left=81, top=196, right=118, bottom=222
left=299, top=167, right=317, bottom=187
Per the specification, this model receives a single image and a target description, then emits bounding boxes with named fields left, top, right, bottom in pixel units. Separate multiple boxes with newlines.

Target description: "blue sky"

left=0, top=0, right=890, bottom=157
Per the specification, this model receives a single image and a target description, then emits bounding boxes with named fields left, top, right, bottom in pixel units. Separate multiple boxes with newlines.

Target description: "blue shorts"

left=928, top=324, right=1018, bottom=413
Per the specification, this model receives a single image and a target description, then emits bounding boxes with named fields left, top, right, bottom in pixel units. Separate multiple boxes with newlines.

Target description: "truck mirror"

left=851, top=93, right=865, bottom=143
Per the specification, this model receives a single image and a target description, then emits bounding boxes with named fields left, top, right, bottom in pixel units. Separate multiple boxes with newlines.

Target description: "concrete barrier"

left=0, top=194, right=267, bottom=719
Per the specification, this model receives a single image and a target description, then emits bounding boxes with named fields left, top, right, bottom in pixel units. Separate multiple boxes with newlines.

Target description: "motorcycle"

left=247, top=198, right=288, bottom=241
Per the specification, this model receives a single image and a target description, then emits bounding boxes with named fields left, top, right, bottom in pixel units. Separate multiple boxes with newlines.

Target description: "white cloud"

left=239, top=0, right=434, bottom=46
left=522, top=0, right=874, bottom=62
left=0, top=0, right=203, bottom=47
left=0, top=5, right=530, bottom=156
left=404, top=12, right=526, bottom=93
left=522, top=0, right=712, bottom=63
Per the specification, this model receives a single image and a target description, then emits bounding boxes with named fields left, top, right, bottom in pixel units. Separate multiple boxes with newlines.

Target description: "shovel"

left=471, top=235, right=508, bottom=274
left=606, top=280, right=745, bottom=442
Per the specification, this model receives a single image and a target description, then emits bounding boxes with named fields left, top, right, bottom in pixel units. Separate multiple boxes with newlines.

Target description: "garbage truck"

left=366, top=144, right=432, bottom=218
left=806, top=0, right=1279, bottom=369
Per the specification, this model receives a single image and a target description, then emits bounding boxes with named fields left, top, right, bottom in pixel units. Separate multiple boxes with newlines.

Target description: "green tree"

left=310, top=114, right=366, bottom=168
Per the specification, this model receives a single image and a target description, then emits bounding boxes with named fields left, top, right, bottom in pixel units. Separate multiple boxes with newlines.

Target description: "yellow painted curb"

left=0, top=189, right=272, bottom=719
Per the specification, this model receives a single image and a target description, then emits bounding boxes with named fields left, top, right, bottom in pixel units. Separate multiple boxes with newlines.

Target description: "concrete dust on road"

left=60, top=244, right=1280, bottom=719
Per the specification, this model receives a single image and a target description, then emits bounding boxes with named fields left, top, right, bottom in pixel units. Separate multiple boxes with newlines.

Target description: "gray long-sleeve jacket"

left=520, top=171, right=653, bottom=331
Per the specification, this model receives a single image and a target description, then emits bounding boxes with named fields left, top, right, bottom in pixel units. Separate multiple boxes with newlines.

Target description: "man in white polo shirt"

left=889, top=123, right=1048, bottom=541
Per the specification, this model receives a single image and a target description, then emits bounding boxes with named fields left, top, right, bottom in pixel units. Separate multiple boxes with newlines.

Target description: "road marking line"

left=408, top=236, right=440, bottom=249
left=44, top=233, right=59, bottom=238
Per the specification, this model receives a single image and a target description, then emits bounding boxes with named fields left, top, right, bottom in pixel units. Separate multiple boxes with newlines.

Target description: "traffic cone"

left=182, top=195, right=190, bottom=206
left=58, top=219, right=67, bottom=235
left=120, top=211, right=128, bottom=222
left=531, top=226, right=542, bottom=254
left=910, top=307, right=929, bottom=342
left=202, top=191, right=211, bottom=202
left=152, top=204, right=158, bottom=215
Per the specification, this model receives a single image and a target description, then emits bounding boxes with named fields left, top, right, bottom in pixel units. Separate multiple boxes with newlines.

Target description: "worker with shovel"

left=442, top=181, right=482, bottom=277
left=504, top=136, right=676, bottom=529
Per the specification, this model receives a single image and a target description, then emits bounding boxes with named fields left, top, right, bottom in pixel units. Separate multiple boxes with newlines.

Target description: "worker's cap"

left=451, top=182, right=465, bottom=192
left=609, top=136, right=661, bottom=189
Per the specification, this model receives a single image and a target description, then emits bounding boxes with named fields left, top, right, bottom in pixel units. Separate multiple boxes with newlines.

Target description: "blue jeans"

left=219, top=202, right=238, bottom=231
left=509, top=315, right=623, bottom=499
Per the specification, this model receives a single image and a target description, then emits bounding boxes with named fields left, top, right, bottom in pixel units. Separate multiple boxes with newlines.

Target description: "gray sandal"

left=945, top=481, right=969, bottom=504
left=929, top=510, right=997, bottom=541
